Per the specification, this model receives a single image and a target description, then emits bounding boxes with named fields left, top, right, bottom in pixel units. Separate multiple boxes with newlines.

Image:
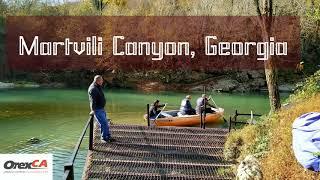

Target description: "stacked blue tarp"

left=292, top=112, right=320, bottom=171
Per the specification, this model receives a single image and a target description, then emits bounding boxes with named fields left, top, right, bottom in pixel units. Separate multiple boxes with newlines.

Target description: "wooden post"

left=235, top=110, right=238, bottom=122
left=203, top=97, right=206, bottom=129
left=64, top=163, right=74, bottom=180
left=229, top=116, right=232, bottom=132
left=203, top=86, right=207, bottom=129
left=200, top=110, right=203, bottom=128
left=89, top=115, right=94, bottom=151
left=147, top=104, right=150, bottom=127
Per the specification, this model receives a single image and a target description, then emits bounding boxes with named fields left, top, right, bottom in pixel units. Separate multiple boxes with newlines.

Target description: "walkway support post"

left=147, top=104, right=150, bottom=127
left=229, top=116, right=232, bottom=132
left=200, top=111, right=203, bottom=128
left=64, top=164, right=74, bottom=180
left=89, top=115, right=94, bottom=151
left=203, top=85, right=206, bottom=129
left=63, top=115, right=94, bottom=180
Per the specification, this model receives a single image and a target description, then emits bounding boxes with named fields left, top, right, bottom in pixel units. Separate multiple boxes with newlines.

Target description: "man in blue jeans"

left=88, top=75, right=114, bottom=143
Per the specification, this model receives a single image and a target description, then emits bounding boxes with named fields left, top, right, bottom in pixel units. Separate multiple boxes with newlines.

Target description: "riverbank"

left=0, top=81, right=66, bottom=89
left=114, top=70, right=300, bottom=93
left=0, top=70, right=301, bottom=93
left=224, top=70, right=320, bottom=179
left=0, top=81, right=39, bottom=88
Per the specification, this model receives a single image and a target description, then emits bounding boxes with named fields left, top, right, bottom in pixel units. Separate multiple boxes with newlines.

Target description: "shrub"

left=224, top=124, right=265, bottom=161
left=288, top=70, right=320, bottom=102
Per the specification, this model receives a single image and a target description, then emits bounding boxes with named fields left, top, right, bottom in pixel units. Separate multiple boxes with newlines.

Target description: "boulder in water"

left=27, top=137, right=41, bottom=144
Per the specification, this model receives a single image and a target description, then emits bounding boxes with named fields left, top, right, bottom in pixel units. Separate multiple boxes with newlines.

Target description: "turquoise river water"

left=0, top=88, right=286, bottom=179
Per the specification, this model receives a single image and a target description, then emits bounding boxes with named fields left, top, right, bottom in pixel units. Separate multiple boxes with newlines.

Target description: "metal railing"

left=63, top=115, right=94, bottom=180
left=228, top=110, right=262, bottom=132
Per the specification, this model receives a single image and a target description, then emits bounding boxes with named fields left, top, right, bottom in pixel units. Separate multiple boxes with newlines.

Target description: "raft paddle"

left=208, top=95, right=218, bottom=108
left=155, top=103, right=167, bottom=120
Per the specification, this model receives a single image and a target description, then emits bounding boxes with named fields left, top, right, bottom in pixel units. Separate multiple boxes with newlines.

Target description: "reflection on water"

left=0, top=88, right=275, bottom=179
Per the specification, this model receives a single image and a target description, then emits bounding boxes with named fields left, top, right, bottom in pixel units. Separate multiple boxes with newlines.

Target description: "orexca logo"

left=0, top=154, right=52, bottom=180
left=3, top=160, right=48, bottom=169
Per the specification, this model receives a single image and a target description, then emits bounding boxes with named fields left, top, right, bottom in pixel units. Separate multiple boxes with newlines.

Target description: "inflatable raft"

left=144, top=108, right=224, bottom=127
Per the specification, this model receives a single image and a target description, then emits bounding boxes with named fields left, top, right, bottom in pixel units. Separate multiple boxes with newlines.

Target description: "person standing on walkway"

left=88, top=75, right=114, bottom=143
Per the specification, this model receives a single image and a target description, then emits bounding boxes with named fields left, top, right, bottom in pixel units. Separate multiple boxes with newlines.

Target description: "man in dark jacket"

left=88, top=75, right=113, bottom=142
left=179, top=95, right=196, bottom=115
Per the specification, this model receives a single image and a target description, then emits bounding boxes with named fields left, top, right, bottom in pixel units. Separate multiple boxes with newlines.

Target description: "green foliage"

left=0, top=1, right=4, bottom=65
left=251, top=128, right=270, bottom=157
left=224, top=120, right=271, bottom=162
left=0, top=0, right=7, bottom=15
left=301, top=1, right=320, bottom=74
left=312, top=152, right=320, bottom=157
left=68, top=1, right=96, bottom=15
left=3, top=0, right=66, bottom=16
left=306, top=0, right=320, bottom=21
left=307, top=8, right=320, bottom=21
left=288, top=70, right=320, bottom=102
left=216, top=167, right=234, bottom=177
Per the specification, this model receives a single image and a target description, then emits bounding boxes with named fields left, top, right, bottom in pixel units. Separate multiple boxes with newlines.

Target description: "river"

left=0, top=88, right=281, bottom=179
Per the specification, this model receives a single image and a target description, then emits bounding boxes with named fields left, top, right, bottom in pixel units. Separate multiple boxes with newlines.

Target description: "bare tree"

left=254, top=0, right=281, bottom=113
left=92, top=0, right=107, bottom=15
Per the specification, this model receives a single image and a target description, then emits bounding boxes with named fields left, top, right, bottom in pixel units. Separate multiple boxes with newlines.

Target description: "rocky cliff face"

left=189, top=71, right=267, bottom=92
left=117, top=70, right=298, bottom=93
left=2, top=69, right=299, bottom=92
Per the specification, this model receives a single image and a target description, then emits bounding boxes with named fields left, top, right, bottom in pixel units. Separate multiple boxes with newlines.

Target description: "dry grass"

left=225, top=94, right=320, bottom=179
left=224, top=125, right=262, bottom=161
left=261, top=93, right=320, bottom=180
left=225, top=70, right=320, bottom=179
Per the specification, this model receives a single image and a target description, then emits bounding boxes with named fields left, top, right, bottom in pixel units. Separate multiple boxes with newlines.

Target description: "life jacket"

left=179, top=98, right=192, bottom=115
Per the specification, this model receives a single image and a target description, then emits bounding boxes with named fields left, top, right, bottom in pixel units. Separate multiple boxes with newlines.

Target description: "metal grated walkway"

left=82, top=124, right=234, bottom=180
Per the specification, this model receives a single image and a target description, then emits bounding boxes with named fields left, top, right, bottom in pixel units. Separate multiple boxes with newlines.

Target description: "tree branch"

left=269, top=0, right=273, bottom=16
left=254, top=0, right=262, bottom=16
